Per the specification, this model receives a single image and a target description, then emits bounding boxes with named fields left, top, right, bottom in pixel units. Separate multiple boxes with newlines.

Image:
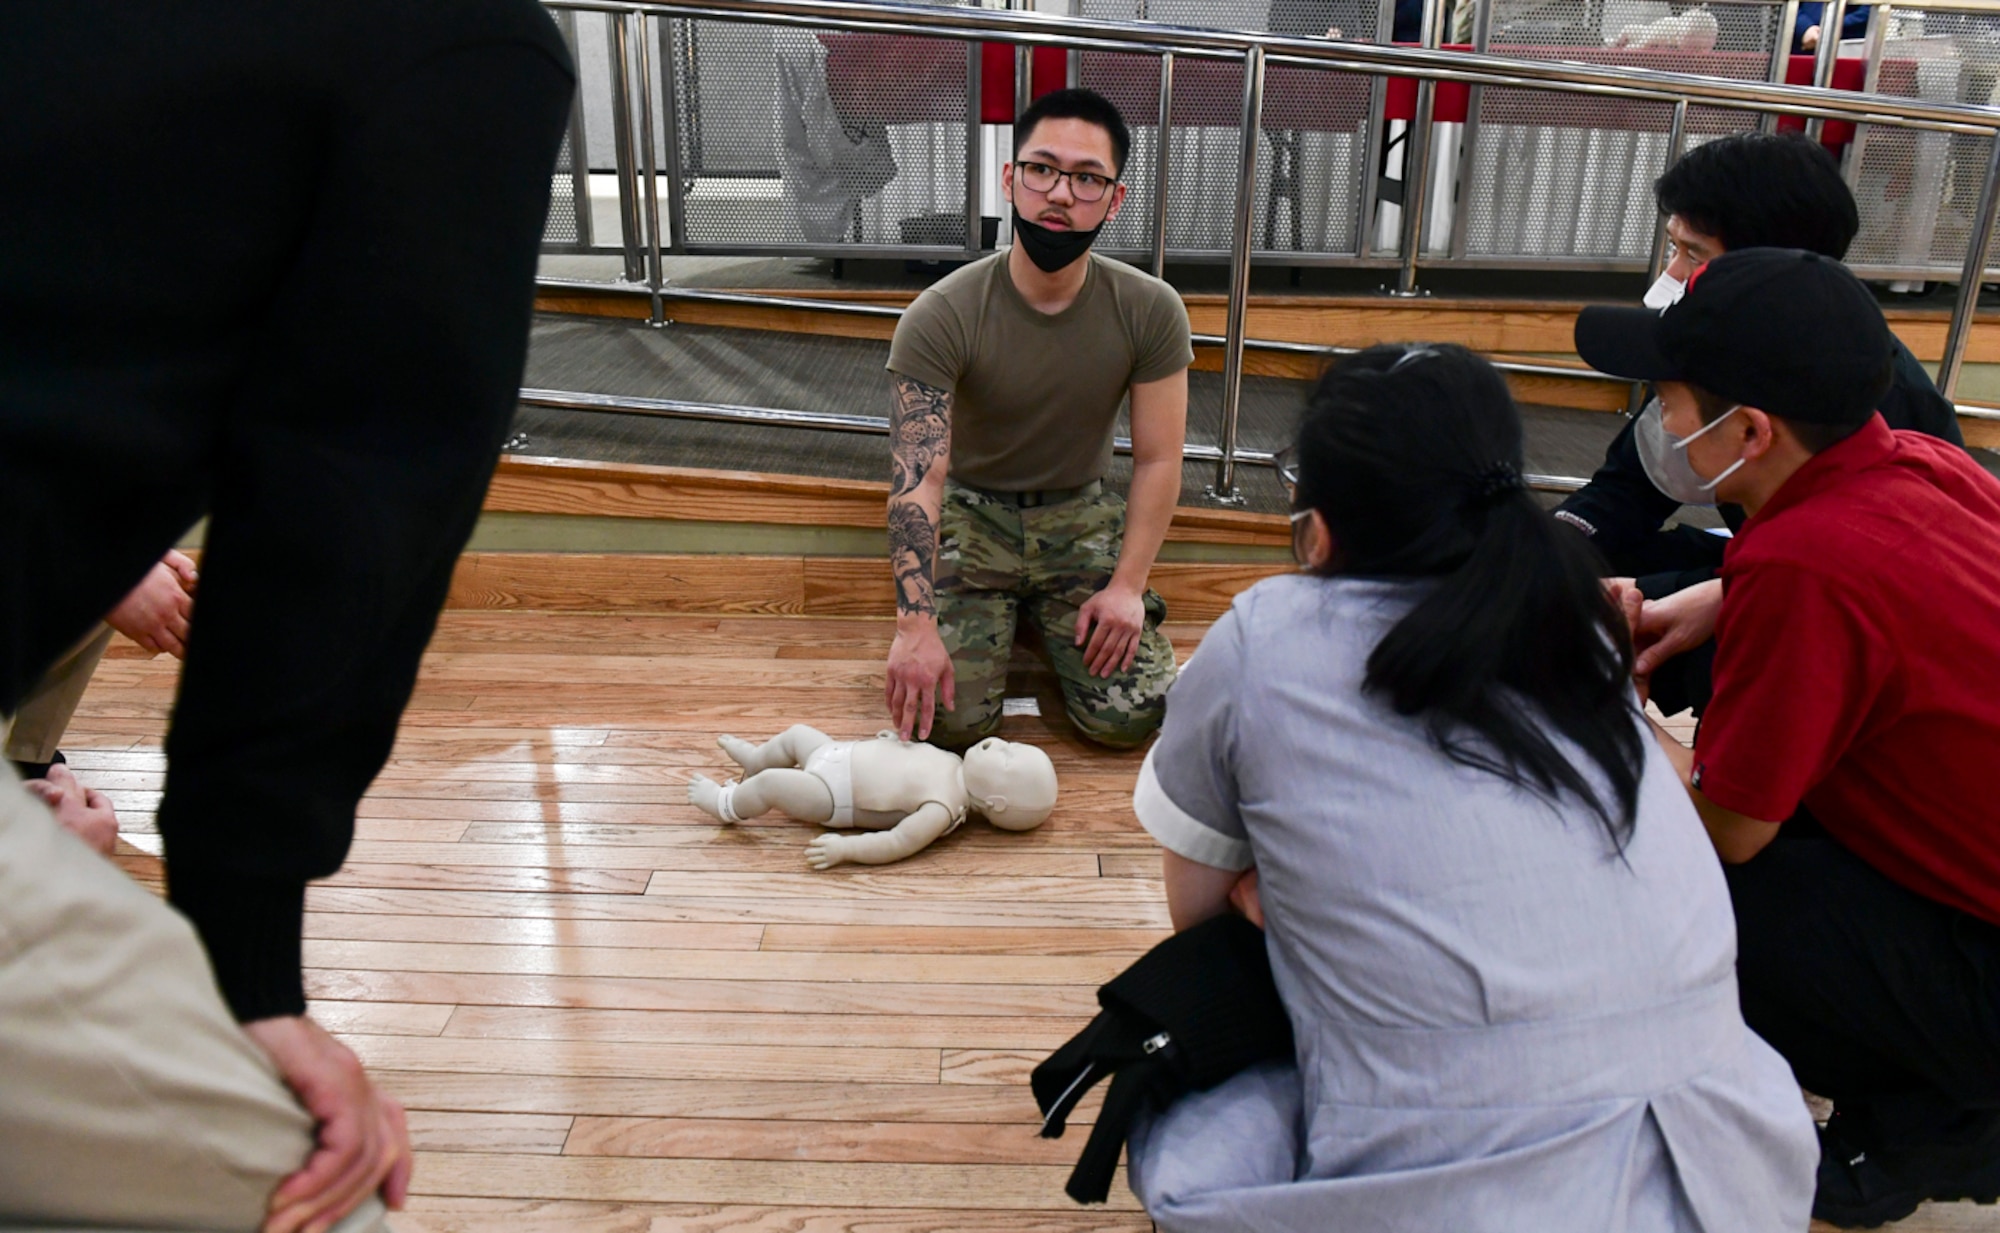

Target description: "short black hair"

left=1655, top=132, right=1860, bottom=259
left=1013, top=88, right=1131, bottom=178
left=1690, top=379, right=1875, bottom=454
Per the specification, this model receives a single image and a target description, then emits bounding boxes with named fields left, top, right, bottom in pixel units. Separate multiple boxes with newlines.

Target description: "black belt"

left=958, top=479, right=1101, bottom=508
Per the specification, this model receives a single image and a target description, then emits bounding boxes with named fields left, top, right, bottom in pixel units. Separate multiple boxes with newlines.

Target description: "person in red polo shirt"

left=1576, top=248, right=2000, bottom=1229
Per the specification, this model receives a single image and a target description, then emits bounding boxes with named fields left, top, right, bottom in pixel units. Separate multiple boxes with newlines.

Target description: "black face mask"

left=1012, top=208, right=1102, bottom=273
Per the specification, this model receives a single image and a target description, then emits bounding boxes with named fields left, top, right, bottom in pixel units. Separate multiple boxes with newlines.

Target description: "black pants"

left=1728, top=823, right=2000, bottom=1160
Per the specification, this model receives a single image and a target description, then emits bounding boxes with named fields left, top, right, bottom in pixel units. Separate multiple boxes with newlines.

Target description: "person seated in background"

left=1795, top=0, right=1869, bottom=50
left=1577, top=249, right=2000, bottom=1229
left=774, top=29, right=897, bottom=245
left=1123, top=343, right=1815, bottom=1231
left=7, top=548, right=197, bottom=780
left=1555, top=130, right=1960, bottom=718
left=1268, top=0, right=1423, bottom=43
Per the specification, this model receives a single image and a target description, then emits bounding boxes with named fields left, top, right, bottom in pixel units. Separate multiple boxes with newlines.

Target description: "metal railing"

left=537, top=0, right=2000, bottom=498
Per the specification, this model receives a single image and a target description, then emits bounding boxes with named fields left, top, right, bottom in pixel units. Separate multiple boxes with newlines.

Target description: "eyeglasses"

left=1273, top=445, right=1300, bottom=491
left=1014, top=160, right=1117, bottom=202
left=1662, top=237, right=1712, bottom=268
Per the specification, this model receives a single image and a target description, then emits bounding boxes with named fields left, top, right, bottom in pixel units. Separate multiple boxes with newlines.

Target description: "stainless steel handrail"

left=546, top=0, right=2000, bottom=133
left=1211, top=45, right=1266, bottom=501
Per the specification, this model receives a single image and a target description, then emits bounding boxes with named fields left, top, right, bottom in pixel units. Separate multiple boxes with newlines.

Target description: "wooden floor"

left=63, top=610, right=1998, bottom=1233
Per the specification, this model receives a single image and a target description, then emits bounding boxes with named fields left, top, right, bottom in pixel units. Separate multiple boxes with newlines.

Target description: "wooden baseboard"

left=446, top=551, right=1286, bottom=622
left=486, top=456, right=1292, bottom=549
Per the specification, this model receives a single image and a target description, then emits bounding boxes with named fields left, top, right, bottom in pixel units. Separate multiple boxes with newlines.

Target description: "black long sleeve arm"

left=2, top=1, right=575, bottom=1020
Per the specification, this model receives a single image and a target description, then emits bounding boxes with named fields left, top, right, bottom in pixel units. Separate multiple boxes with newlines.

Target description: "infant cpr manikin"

left=687, top=725, right=1059, bottom=869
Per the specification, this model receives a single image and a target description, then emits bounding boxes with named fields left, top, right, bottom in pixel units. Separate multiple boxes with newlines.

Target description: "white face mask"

left=1643, top=272, right=1686, bottom=311
left=1633, top=398, right=1746, bottom=507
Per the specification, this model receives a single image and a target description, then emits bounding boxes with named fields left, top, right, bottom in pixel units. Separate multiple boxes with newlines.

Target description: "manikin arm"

left=806, top=801, right=956, bottom=869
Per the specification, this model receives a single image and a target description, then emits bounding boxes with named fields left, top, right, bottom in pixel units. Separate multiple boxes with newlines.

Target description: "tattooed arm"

left=885, top=373, right=957, bottom=740
left=889, top=374, right=952, bottom=619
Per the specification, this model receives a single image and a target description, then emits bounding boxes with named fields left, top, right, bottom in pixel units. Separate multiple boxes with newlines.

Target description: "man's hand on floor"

left=244, top=1015, right=411, bottom=1233
left=25, top=763, right=118, bottom=856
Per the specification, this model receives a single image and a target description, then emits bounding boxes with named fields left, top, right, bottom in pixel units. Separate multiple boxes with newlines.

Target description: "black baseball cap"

left=1575, top=248, right=1893, bottom=427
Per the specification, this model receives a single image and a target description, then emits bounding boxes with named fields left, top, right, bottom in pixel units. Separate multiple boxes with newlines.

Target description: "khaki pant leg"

left=3, top=624, right=115, bottom=765
left=0, top=764, right=389, bottom=1233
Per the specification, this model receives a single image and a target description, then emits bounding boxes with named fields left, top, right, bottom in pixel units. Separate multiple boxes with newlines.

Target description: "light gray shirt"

left=1127, top=573, right=1816, bottom=1230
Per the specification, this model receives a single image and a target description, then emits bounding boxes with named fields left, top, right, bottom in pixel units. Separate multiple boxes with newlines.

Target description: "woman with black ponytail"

left=1123, top=345, right=1815, bottom=1230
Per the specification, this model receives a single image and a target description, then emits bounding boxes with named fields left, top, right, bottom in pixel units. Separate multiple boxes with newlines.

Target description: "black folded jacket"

left=1031, top=912, right=1295, bottom=1204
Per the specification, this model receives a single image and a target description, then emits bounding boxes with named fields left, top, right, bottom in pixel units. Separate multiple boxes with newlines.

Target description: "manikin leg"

left=717, top=724, right=833, bottom=773
left=689, top=726, right=837, bottom=825
left=689, top=768, right=836, bottom=824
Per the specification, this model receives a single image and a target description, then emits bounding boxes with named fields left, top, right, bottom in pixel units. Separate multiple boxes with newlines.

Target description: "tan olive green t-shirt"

left=885, top=250, right=1193, bottom=492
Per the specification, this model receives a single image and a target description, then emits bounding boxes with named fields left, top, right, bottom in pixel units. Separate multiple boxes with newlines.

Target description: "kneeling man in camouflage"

left=883, top=87, right=1192, bottom=750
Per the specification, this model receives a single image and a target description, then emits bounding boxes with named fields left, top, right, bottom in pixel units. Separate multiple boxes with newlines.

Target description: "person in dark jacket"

left=1268, top=0, right=1424, bottom=41
left=1794, top=1, right=1870, bottom=50
left=0, top=3, right=573, bottom=1229
left=1555, top=131, right=1961, bottom=716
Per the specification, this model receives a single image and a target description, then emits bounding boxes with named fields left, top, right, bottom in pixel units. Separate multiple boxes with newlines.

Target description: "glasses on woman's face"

left=1273, top=446, right=1300, bottom=491
left=1273, top=445, right=1301, bottom=502
left=1014, top=160, right=1116, bottom=202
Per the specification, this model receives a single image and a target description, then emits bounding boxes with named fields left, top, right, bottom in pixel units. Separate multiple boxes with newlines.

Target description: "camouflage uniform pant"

left=931, top=480, right=1177, bottom=750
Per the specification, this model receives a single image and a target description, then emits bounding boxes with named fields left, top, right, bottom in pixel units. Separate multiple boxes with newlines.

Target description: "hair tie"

left=1469, top=461, right=1524, bottom=507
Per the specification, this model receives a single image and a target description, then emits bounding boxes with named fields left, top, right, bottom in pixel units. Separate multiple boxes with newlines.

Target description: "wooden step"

left=444, top=550, right=1285, bottom=623
left=485, top=456, right=1290, bottom=550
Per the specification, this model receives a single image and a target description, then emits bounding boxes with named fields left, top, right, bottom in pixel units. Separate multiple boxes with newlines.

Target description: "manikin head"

left=960, top=737, right=1058, bottom=831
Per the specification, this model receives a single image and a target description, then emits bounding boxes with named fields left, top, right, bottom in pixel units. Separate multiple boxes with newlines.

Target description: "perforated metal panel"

left=1159, top=55, right=1251, bottom=255
left=1079, top=0, right=1376, bottom=258
left=543, top=125, right=587, bottom=246
left=1458, top=0, right=1779, bottom=261
left=665, top=10, right=974, bottom=249
left=1078, top=0, right=1381, bottom=39
left=1844, top=9, right=2000, bottom=278
left=1072, top=50, right=1168, bottom=254
left=542, top=12, right=593, bottom=249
